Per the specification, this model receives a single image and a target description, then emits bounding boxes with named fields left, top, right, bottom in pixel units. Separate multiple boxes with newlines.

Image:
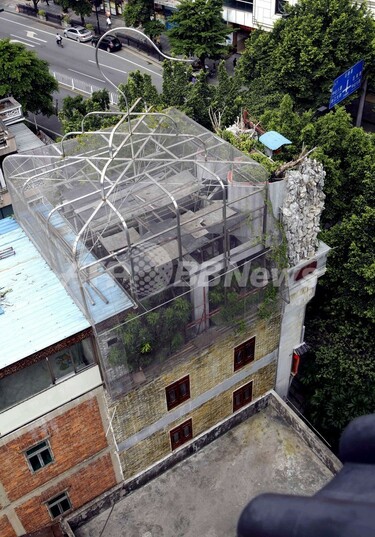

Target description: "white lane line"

left=10, top=38, right=35, bottom=47
left=88, top=59, right=162, bottom=77
left=88, top=60, right=127, bottom=75
left=3, top=15, right=54, bottom=36
left=26, top=31, right=47, bottom=42
left=68, top=69, right=105, bottom=83
left=10, top=34, right=40, bottom=45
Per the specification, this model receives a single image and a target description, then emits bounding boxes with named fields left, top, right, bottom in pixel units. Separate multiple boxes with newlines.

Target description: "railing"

left=51, top=71, right=119, bottom=105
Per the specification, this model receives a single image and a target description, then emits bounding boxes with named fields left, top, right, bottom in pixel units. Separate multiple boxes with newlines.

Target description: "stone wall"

left=282, top=158, right=325, bottom=265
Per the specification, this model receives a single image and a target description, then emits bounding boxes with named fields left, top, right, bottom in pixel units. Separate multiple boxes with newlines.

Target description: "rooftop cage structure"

left=3, top=108, right=284, bottom=398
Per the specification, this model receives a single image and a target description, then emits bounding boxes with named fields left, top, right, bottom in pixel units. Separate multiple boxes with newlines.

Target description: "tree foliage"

left=162, top=60, right=192, bottom=107
left=167, top=0, right=229, bottom=65
left=59, top=0, right=92, bottom=24
left=239, top=0, right=375, bottom=112
left=123, top=0, right=154, bottom=27
left=58, top=89, right=115, bottom=133
left=0, top=39, right=58, bottom=116
left=118, top=70, right=161, bottom=112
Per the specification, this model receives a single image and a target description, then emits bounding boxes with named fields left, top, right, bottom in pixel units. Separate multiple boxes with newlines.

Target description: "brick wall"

left=120, top=362, right=277, bottom=480
left=111, top=315, right=280, bottom=445
left=0, top=514, right=17, bottom=537
left=15, top=453, right=116, bottom=534
left=0, top=397, right=108, bottom=502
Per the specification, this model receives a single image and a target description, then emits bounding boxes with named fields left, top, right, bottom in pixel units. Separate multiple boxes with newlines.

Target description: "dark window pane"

left=172, top=432, right=180, bottom=444
left=182, top=425, right=190, bottom=438
left=41, top=449, right=52, bottom=465
left=26, top=441, right=47, bottom=455
left=60, top=498, right=70, bottom=512
left=50, top=505, right=60, bottom=518
left=30, top=455, right=42, bottom=471
left=179, top=382, right=187, bottom=397
left=234, top=393, right=241, bottom=406
left=168, top=388, right=177, bottom=402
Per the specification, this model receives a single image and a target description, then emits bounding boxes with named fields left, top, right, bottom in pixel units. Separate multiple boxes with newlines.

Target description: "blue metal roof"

left=0, top=219, right=90, bottom=369
left=259, top=131, right=292, bottom=151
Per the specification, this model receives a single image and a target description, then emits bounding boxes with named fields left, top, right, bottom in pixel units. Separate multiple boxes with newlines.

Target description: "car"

left=91, top=34, right=122, bottom=53
left=63, top=26, right=93, bottom=43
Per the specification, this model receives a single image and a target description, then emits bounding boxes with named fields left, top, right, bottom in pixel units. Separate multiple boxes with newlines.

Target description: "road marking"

left=68, top=69, right=105, bottom=83
left=88, top=59, right=162, bottom=77
left=88, top=60, right=127, bottom=75
left=2, top=15, right=54, bottom=36
left=26, top=30, right=47, bottom=42
left=10, top=38, right=35, bottom=47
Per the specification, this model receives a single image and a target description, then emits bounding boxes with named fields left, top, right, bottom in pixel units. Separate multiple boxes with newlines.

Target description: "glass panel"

left=75, top=339, right=95, bottom=371
left=26, top=441, right=47, bottom=455
left=179, top=382, right=187, bottom=397
left=243, top=387, right=250, bottom=399
left=49, top=351, right=74, bottom=381
left=168, top=388, right=177, bottom=403
left=41, top=449, right=52, bottom=465
left=172, top=432, right=180, bottom=444
left=182, top=425, right=190, bottom=438
left=50, top=504, right=60, bottom=518
left=0, top=360, right=52, bottom=411
left=29, top=454, right=42, bottom=471
left=234, top=393, right=241, bottom=407
left=60, top=498, right=71, bottom=512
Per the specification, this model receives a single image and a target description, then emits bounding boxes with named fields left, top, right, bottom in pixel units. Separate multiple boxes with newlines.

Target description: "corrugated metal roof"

left=0, top=219, right=90, bottom=370
left=8, top=122, right=45, bottom=153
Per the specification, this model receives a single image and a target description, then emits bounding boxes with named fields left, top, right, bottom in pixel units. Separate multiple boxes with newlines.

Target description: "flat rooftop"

left=0, top=218, right=90, bottom=368
left=74, top=397, right=338, bottom=537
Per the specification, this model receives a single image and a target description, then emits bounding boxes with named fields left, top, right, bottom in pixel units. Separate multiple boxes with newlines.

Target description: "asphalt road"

left=0, top=11, right=164, bottom=136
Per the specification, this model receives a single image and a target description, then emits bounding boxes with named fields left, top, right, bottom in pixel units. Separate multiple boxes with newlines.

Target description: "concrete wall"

left=0, top=388, right=122, bottom=536
left=110, top=314, right=281, bottom=480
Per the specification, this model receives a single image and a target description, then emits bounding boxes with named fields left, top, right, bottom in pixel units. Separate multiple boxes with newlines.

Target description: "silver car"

left=63, top=26, right=93, bottom=43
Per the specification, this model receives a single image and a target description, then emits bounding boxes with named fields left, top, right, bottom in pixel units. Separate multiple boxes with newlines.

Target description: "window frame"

left=165, top=375, right=190, bottom=411
left=170, top=419, right=193, bottom=450
left=46, top=491, right=72, bottom=519
left=233, top=381, right=253, bottom=412
left=234, top=336, right=256, bottom=371
left=25, top=439, right=54, bottom=473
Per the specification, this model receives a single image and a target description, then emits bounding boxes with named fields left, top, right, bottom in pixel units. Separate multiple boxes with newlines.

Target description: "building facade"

left=2, top=109, right=328, bottom=531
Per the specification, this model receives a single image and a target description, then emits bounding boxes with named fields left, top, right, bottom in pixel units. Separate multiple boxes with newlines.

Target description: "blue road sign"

left=329, top=60, right=364, bottom=109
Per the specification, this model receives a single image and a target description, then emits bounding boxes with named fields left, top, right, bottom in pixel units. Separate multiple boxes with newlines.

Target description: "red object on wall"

left=291, top=352, right=300, bottom=376
left=294, top=260, right=318, bottom=281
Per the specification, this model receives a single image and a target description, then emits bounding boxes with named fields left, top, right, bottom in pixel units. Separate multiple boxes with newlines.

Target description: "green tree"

left=118, top=71, right=161, bottom=112
left=144, top=20, right=165, bottom=42
left=59, top=89, right=115, bottom=133
left=183, top=70, right=214, bottom=129
left=167, top=0, right=229, bottom=66
left=162, top=60, right=192, bottom=107
left=0, top=39, right=58, bottom=116
left=301, top=320, right=375, bottom=448
left=210, top=60, right=243, bottom=129
left=239, top=0, right=375, bottom=112
left=123, top=0, right=154, bottom=27
left=59, top=0, right=92, bottom=25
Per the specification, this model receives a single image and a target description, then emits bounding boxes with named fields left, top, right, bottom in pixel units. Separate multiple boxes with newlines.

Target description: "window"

left=46, top=492, right=72, bottom=519
left=166, top=376, right=190, bottom=410
left=234, top=337, right=255, bottom=371
left=25, top=440, right=53, bottom=472
left=170, top=419, right=193, bottom=450
left=233, top=381, right=253, bottom=412
left=275, top=0, right=287, bottom=14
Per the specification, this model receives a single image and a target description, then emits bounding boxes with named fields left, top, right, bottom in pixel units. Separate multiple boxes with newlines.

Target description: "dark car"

left=91, top=35, right=122, bottom=53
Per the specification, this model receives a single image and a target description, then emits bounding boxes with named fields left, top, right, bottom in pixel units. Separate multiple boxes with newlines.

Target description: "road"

left=0, top=11, right=163, bottom=93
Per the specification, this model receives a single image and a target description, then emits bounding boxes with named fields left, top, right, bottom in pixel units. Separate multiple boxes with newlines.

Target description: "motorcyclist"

left=56, top=33, right=63, bottom=46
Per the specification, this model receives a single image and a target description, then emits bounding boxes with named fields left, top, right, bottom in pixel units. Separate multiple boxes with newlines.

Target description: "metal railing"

left=51, top=71, right=119, bottom=105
